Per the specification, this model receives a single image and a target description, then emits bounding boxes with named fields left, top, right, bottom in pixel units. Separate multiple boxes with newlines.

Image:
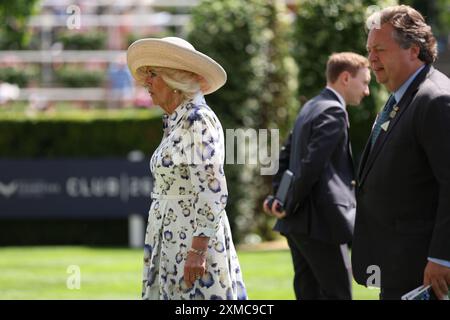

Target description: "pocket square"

left=380, top=121, right=390, bottom=131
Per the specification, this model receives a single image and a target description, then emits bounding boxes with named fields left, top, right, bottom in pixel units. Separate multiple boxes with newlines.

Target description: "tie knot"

left=384, top=95, right=396, bottom=112
left=370, top=95, right=397, bottom=147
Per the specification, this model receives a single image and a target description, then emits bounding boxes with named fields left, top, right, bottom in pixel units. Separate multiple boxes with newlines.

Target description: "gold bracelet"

left=188, top=248, right=206, bottom=257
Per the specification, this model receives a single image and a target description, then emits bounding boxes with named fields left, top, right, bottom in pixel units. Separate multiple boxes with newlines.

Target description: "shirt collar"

left=326, top=86, right=346, bottom=109
left=326, top=86, right=350, bottom=128
left=393, top=64, right=425, bottom=104
left=162, top=92, right=205, bottom=135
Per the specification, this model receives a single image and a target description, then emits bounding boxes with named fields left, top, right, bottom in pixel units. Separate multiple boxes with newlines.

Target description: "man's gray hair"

left=366, top=5, right=437, bottom=64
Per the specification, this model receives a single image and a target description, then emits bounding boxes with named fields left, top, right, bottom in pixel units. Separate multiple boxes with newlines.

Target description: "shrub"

left=0, top=0, right=40, bottom=50
left=293, top=0, right=395, bottom=164
left=188, top=0, right=298, bottom=242
left=0, top=109, right=163, bottom=157
left=57, top=31, right=107, bottom=50
left=0, top=67, right=32, bottom=87
left=54, top=67, right=105, bottom=88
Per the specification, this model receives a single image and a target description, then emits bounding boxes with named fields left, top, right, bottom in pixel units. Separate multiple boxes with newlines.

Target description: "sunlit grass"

left=0, top=102, right=161, bottom=121
left=0, top=246, right=379, bottom=300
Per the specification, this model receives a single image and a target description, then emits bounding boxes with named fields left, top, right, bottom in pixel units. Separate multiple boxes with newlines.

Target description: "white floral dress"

left=142, top=93, right=247, bottom=300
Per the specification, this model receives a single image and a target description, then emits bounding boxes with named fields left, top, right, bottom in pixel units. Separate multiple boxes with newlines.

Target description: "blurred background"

left=1, top=0, right=449, bottom=246
left=0, top=0, right=449, bottom=299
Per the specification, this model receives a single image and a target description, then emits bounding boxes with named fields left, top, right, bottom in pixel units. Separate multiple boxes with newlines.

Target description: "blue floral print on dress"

left=141, top=93, right=247, bottom=300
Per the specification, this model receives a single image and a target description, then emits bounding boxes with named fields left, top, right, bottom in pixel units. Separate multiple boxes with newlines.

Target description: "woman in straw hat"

left=127, top=37, right=247, bottom=300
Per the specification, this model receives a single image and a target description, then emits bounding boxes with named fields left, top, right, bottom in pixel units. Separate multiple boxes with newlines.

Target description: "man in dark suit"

left=352, top=5, right=450, bottom=300
left=263, top=52, right=371, bottom=299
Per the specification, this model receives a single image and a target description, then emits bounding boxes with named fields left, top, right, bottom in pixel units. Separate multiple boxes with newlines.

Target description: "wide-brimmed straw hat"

left=127, top=37, right=227, bottom=95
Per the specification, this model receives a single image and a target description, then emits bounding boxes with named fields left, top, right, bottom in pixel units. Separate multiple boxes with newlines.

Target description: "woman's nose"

left=145, top=75, right=153, bottom=85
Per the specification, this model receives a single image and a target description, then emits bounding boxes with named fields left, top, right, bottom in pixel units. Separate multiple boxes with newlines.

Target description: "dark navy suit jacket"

left=273, top=88, right=356, bottom=244
left=352, top=65, right=450, bottom=290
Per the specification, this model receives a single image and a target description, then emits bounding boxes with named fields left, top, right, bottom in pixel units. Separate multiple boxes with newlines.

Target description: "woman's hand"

left=184, top=236, right=209, bottom=288
left=184, top=250, right=207, bottom=288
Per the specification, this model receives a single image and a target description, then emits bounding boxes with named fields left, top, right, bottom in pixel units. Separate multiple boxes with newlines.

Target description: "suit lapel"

left=358, top=65, right=432, bottom=186
left=357, top=137, right=372, bottom=183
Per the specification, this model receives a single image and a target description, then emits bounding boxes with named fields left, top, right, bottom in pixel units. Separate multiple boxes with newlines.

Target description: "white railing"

left=40, top=0, right=200, bottom=8
left=17, top=88, right=108, bottom=101
left=0, top=50, right=125, bottom=63
left=28, top=13, right=190, bottom=27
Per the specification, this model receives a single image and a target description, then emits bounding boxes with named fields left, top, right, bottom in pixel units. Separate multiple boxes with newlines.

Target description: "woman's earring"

left=173, top=89, right=178, bottom=94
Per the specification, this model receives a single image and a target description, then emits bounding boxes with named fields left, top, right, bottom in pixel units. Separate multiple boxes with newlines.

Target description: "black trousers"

left=379, top=288, right=406, bottom=300
left=285, top=233, right=352, bottom=300
left=379, top=287, right=438, bottom=300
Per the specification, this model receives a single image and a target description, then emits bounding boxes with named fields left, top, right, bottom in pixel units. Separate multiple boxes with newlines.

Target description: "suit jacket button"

left=351, top=180, right=356, bottom=186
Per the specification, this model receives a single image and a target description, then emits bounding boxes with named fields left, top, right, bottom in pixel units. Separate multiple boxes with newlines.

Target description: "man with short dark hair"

left=263, top=52, right=370, bottom=300
left=352, top=5, right=450, bottom=300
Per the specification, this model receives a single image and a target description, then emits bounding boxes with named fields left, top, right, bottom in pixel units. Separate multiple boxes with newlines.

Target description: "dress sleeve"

left=184, top=106, right=228, bottom=238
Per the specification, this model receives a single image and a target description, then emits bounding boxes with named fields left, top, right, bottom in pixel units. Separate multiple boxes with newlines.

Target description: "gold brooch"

left=389, top=105, right=399, bottom=119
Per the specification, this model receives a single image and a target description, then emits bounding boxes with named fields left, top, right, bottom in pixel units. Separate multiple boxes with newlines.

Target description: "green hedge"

left=0, top=109, right=163, bottom=157
left=56, top=31, right=107, bottom=50
left=0, top=67, right=34, bottom=87
left=0, top=109, right=162, bottom=246
left=54, top=67, right=105, bottom=88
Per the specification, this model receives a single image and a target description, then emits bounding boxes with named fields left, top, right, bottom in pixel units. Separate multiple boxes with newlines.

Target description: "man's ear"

left=410, top=43, right=420, bottom=60
left=340, top=71, right=350, bottom=86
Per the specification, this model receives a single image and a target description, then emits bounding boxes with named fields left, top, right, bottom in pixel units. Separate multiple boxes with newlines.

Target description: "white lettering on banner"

left=0, top=182, right=18, bottom=198
left=66, top=176, right=151, bottom=199
left=2, top=180, right=61, bottom=197
left=66, top=177, right=119, bottom=197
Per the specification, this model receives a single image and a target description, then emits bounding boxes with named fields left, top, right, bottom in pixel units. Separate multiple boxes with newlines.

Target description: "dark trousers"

left=286, top=233, right=352, bottom=300
left=380, top=287, right=438, bottom=300
left=379, top=288, right=406, bottom=300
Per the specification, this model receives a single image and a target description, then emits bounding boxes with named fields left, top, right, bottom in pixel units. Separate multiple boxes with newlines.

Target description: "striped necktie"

left=371, top=95, right=396, bottom=146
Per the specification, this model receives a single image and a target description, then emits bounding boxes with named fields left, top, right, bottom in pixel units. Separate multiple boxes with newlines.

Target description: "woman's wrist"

left=188, top=247, right=207, bottom=257
left=190, top=236, right=209, bottom=254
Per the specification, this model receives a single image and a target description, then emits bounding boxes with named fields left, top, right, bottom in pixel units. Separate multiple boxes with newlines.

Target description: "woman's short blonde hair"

left=135, top=66, right=206, bottom=100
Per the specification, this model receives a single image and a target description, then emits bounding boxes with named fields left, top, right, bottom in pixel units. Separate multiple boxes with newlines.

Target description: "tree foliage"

left=293, top=0, right=396, bottom=163
left=188, top=0, right=298, bottom=242
left=0, top=1, right=40, bottom=49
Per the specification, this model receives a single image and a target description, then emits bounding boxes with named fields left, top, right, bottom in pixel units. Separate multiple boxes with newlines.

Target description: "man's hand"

left=423, top=260, right=450, bottom=300
left=271, top=199, right=286, bottom=219
left=263, top=196, right=274, bottom=216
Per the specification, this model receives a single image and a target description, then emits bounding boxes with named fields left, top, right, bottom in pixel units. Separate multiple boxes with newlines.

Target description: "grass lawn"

left=240, top=250, right=379, bottom=300
left=0, top=246, right=379, bottom=300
